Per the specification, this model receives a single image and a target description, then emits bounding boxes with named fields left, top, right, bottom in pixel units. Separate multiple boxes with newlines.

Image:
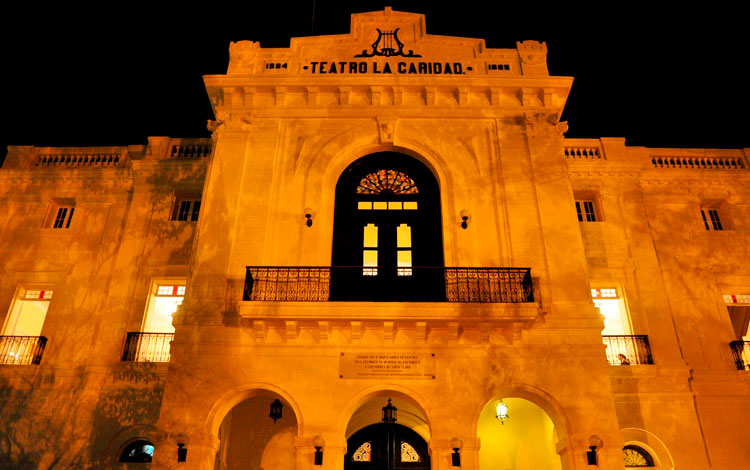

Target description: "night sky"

left=2, top=2, right=747, bottom=164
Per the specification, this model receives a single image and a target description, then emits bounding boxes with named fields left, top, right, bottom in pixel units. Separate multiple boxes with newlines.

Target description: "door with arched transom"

left=331, top=152, right=444, bottom=301
left=345, top=423, right=430, bottom=470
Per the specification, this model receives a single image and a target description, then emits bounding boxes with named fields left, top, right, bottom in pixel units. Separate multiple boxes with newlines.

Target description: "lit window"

left=623, top=445, right=655, bottom=467
left=400, top=441, right=422, bottom=462
left=701, top=208, right=722, bottom=231
left=397, top=223, right=412, bottom=276
left=2, top=288, right=52, bottom=365
left=363, top=224, right=378, bottom=276
left=143, top=282, right=185, bottom=333
left=2, top=288, right=52, bottom=337
left=575, top=200, right=597, bottom=222
left=120, top=440, right=155, bottom=463
left=592, top=286, right=631, bottom=335
left=724, top=294, right=750, bottom=305
left=172, top=198, right=201, bottom=221
left=351, top=441, right=371, bottom=462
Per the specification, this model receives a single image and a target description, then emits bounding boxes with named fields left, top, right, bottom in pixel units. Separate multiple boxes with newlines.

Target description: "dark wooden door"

left=344, top=423, right=430, bottom=470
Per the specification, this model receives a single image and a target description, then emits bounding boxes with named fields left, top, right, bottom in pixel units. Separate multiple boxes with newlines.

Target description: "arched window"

left=120, top=440, right=154, bottom=463
left=623, top=445, right=655, bottom=467
left=331, top=152, right=444, bottom=301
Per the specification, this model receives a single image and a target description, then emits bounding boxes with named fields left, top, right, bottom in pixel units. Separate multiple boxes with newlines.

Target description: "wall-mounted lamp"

left=304, top=207, right=314, bottom=227
left=586, top=446, right=598, bottom=466
left=270, top=398, right=283, bottom=423
left=495, top=399, right=509, bottom=425
left=450, top=438, right=462, bottom=467
left=313, top=435, right=325, bottom=466
left=586, top=435, right=602, bottom=466
left=177, top=443, right=187, bottom=462
left=460, top=210, right=470, bottom=229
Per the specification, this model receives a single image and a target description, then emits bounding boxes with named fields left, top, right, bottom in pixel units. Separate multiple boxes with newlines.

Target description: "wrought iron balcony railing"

left=243, top=266, right=534, bottom=302
left=602, top=335, right=653, bottom=365
left=0, top=335, right=47, bottom=365
left=122, top=332, right=174, bottom=363
left=730, top=340, right=750, bottom=370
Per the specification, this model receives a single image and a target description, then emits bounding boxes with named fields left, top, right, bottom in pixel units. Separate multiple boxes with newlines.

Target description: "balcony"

left=602, top=335, right=653, bottom=365
left=730, top=340, right=750, bottom=370
left=0, top=335, right=47, bottom=365
left=122, top=332, right=174, bottom=362
left=243, top=266, right=534, bottom=303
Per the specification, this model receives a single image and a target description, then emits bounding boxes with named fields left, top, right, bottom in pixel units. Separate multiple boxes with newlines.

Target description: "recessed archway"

left=331, top=151, right=444, bottom=301
left=477, top=397, right=563, bottom=470
left=213, top=391, right=299, bottom=470
left=343, top=391, right=431, bottom=470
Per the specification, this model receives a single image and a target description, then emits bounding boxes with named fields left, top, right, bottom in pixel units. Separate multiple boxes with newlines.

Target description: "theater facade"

left=1, top=8, right=749, bottom=470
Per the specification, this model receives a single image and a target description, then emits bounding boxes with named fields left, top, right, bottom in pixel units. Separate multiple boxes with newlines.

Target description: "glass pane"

left=363, top=224, right=378, bottom=248
left=397, top=251, right=412, bottom=276
left=403, top=201, right=418, bottom=210
left=351, top=441, right=372, bottom=462
left=373, top=201, right=387, bottom=210
left=190, top=201, right=201, bottom=221
left=388, top=201, right=402, bottom=210
left=178, top=201, right=191, bottom=221
left=363, top=248, right=378, bottom=276
left=397, top=224, right=411, bottom=248
left=358, top=201, right=372, bottom=210
left=401, top=442, right=421, bottom=462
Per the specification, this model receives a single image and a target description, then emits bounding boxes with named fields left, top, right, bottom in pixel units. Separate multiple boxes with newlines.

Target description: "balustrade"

left=602, top=335, right=653, bottom=365
left=122, top=332, right=174, bottom=362
left=0, top=336, right=47, bottom=365
left=730, top=340, right=750, bottom=370
left=243, top=266, right=534, bottom=303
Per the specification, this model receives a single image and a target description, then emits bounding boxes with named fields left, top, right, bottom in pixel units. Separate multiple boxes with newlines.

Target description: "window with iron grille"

left=701, top=208, right=722, bottom=230
left=172, top=199, right=201, bottom=221
left=575, top=200, right=597, bottom=222
left=45, top=199, right=76, bottom=229
left=2, top=287, right=53, bottom=344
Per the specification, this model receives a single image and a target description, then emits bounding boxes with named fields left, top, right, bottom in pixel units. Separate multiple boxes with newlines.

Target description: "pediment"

left=226, top=8, right=548, bottom=77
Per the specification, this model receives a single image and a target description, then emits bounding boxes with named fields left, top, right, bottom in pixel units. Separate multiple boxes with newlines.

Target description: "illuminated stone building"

left=1, top=8, right=749, bottom=470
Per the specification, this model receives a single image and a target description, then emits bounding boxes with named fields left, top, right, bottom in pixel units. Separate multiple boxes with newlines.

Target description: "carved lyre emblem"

left=355, top=28, right=421, bottom=58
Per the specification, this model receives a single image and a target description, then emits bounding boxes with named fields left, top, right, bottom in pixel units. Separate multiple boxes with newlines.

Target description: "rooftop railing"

left=730, top=340, right=750, bottom=370
left=122, top=332, right=174, bottom=363
left=243, top=266, right=534, bottom=303
left=602, top=335, right=653, bottom=365
left=0, top=336, right=47, bottom=365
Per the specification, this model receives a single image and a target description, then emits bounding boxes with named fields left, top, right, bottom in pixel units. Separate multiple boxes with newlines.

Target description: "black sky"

left=2, top=1, right=747, bottom=163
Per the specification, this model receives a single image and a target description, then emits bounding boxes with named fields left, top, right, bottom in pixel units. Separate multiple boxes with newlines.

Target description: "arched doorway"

left=344, top=393, right=431, bottom=470
left=345, top=423, right=430, bottom=470
left=331, top=152, right=444, bottom=301
left=477, top=397, right=562, bottom=470
left=214, top=393, right=298, bottom=470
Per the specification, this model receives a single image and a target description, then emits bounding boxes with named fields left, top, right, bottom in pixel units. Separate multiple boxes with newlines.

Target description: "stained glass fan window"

left=357, top=169, right=418, bottom=194
left=623, top=445, right=654, bottom=467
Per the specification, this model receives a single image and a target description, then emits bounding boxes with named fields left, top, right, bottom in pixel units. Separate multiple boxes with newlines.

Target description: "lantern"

left=382, top=397, right=397, bottom=423
left=495, top=400, right=509, bottom=424
left=270, top=398, right=283, bottom=423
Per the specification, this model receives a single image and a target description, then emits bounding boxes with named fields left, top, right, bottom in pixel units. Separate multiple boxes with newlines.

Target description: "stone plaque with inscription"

left=340, top=352, right=435, bottom=379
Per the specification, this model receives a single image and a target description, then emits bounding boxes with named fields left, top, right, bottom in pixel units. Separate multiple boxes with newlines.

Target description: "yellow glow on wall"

left=477, top=397, right=561, bottom=470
